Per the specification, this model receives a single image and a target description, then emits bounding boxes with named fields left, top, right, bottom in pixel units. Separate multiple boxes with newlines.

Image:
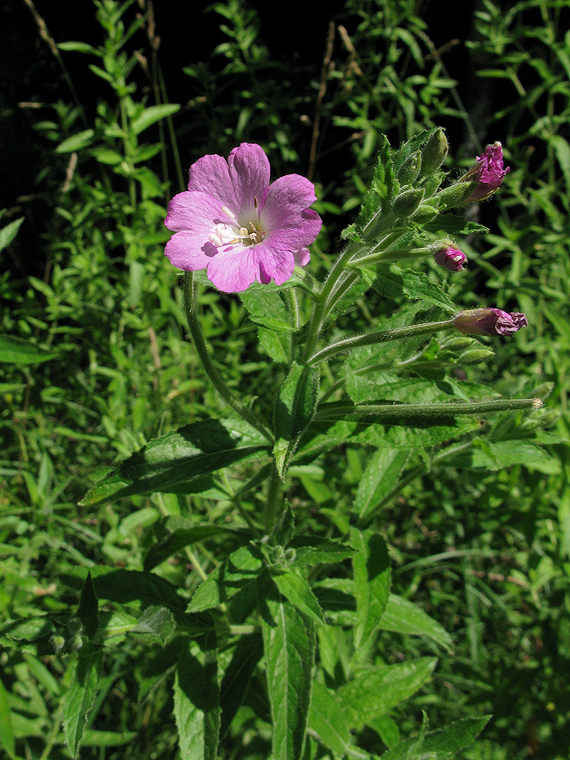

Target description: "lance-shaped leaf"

left=379, top=594, right=453, bottom=651
left=352, top=449, right=410, bottom=522
left=308, top=680, right=365, bottom=759
left=219, top=632, right=264, bottom=739
left=81, top=419, right=270, bottom=506
left=144, top=524, right=240, bottom=572
left=338, top=657, right=437, bottom=729
left=130, top=104, right=181, bottom=135
left=64, top=645, right=103, bottom=757
left=272, top=571, right=326, bottom=624
left=187, top=544, right=264, bottom=613
left=274, top=363, right=320, bottom=479
left=381, top=716, right=491, bottom=760
left=0, top=334, right=57, bottom=365
left=372, top=263, right=457, bottom=314
left=174, top=636, right=220, bottom=760
left=351, top=529, right=391, bottom=649
left=261, top=587, right=316, bottom=760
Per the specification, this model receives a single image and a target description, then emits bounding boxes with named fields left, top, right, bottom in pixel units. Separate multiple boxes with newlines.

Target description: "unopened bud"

left=68, top=635, right=84, bottom=652
left=434, top=246, right=466, bottom=272
left=412, top=203, right=439, bottom=224
left=420, top=128, right=448, bottom=174
left=50, top=635, right=65, bottom=653
left=459, top=348, right=495, bottom=365
left=397, top=151, right=422, bottom=184
left=392, top=188, right=425, bottom=218
left=455, top=308, right=528, bottom=337
left=436, top=182, right=476, bottom=210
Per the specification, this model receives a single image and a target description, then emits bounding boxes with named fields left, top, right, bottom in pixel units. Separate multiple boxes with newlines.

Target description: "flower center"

left=208, top=205, right=265, bottom=249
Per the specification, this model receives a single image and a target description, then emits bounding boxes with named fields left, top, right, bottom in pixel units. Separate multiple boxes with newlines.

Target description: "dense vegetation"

left=1, top=1, right=569, bottom=759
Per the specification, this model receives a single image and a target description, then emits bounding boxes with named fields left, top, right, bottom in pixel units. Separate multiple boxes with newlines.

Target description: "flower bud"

left=50, top=634, right=66, bottom=653
left=411, top=203, right=439, bottom=224
left=392, top=188, right=425, bottom=218
left=459, top=348, right=495, bottom=365
left=436, top=182, right=476, bottom=210
left=420, top=128, right=448, bottom=175
left=454, top=308, right=528, bottom=337
left=397, top=151, right=422, bottom=184
left=460, top=141, right=510, bottom=202
left=434, top=246, right=466, bottom=272
left=68, top=634, right=84, bottom=652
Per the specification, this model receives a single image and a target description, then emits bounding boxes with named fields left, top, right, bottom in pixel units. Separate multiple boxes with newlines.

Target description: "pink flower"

left=454, top=308, right=528, bottom=337
left=164, top=143, right=322, bottom=293
left=461, top=141, right=510, bottom=202
left=434, top=246, right=466, bottom=272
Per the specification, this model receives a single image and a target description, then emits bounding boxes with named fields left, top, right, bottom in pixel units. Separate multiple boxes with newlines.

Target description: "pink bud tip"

left=434, top=246, right=466, bottom=272
left=454, top=308, right=528, bottom=337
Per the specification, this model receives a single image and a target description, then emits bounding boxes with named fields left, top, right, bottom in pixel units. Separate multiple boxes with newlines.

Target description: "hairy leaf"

left=81, top=419, right=270, bottom=506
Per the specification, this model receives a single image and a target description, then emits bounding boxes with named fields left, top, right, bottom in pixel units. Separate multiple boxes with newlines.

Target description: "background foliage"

left=1, top=0, right=569, bottom=758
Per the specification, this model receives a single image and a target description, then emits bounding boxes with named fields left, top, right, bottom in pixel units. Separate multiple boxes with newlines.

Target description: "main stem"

left=183, top=272, right=273, bottom=443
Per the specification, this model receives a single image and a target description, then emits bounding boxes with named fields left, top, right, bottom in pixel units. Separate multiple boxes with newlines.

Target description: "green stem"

left=265, top=463, right=282, bottom=534
left=302, top=241, right=360, bottom=362
left=307, top=318, right=456, bottom=365
left=314, top=397, right=541, bottom=422
left=183, top=272, right=273, bottom=443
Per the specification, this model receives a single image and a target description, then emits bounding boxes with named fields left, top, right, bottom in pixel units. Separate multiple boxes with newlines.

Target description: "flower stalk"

left=183, top=272, right=273, bottom=443
left=307, top=318, right=457, bottom=365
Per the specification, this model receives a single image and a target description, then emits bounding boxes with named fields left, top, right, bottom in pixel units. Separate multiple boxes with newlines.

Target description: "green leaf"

left=273, top=363, right=321, bottom=478
left=144, top=525, right=240, bottom=571
left=257, top=325, right=292, bottom=363
left=379, top=595, right=453, bottom=651
left=345, top=134, right=396, bottom=239
left=0, top=616, right=54, bottom=644
left=308, top=680, right=362, bottom=758
left=130, top=104, right=181, bottom=135
left=290, top=537, right=356, bottom=567
left=0, top=334, right=57, bottom=365
left=77, top=572, right=99, bottom=640
left=58, top=41, right=101, bottom=55
left=338, top=658, right=437, bottom=729
left=64, top=645, right=103, bottom=757
left=261, top=593, right=316, bottom=760
left=0, top=217, right=24, bottom=252
left=129, top=606, right=176, bottom=646
left=372, top=264, right=457, bottom=314
left=0, top=677, right=15, bottom=757
left=88, top=569, right=186, bottom=612
left=186, top=544, right=264, bottom=613
left=381, top=716, right=491, bottom=759
left=80, top=419, right=270, bottom=506
left=351, top=529, right=391, bottom=649
left=78, top=730, right=138, bottom=747
left=353, top=449, right=410, bottom=522
left=272, top=571, right=326, bottom=624
left=174, top=637, right=220, bottom=760
left=449, top=439, right=559, bottom=474
left=219, top=632, right=264, bottom=739
left=240, top=289, right=295, bottom=332
left=56, top=129, right=95, bottom=153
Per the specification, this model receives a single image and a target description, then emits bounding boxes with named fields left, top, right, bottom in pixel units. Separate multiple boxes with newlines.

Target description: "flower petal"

left=228, top=143, right=271, bottom=221
left=165, top=190, right=224, bottom=233
left=261, top=174, right=318, bottom=231
left=206, top=244, right=295, bottom=293
left=165, top=230, right=215, bottom=271
left=187, top=154, right=240, bottom=211
left=265, top=207, right=322, bottom=251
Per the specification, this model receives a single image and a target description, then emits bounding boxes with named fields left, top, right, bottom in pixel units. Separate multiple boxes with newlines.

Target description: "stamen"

left=253, top=196, right=258, bottom=209
left=221, top=205, right=236, bottom=219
